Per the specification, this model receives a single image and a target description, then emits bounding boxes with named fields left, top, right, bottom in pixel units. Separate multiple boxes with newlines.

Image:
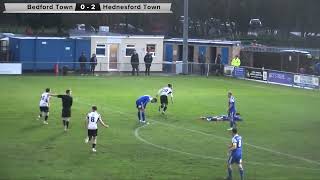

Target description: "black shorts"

left=160, top=95, right=168, bottom=105
left=88, top=129, right=98, bottom=137
left=62, top=108, right=71, bottom=118
left=39, top=106, right=49, bottom=113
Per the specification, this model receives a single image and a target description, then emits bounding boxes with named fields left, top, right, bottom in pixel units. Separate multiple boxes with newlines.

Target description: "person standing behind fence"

left=90, top=54, right=97, bottom=76
left=144, top=49, right=153, bottom=76
left=79, top=52, right=87, bottom=75
left=231, top=55, right=241, bottom=67
left=315, top=61, right=320, bottom=75
left=215, top=54, right=223, bottom=76
left=131, top=50, right=139, bottom=76
left=198, top=51, right=206, bottom=76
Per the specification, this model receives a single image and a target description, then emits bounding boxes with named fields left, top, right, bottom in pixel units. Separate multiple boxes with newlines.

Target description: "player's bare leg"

left=163, top=104, right=168, bottom=113
left=85, top=135, right=92, bottom=144
left=92, top=137, right=97, bottom=152
left=139, top=109, right=147, bottom=123
left=238, top=162, right=244, bottom=180
left=160, top=103, right=167, bottom=114
left=159, top=104, right=163, bottom=113
left=62, top=118, right=70, bottom=131
left=38, top=111, right=43, bottom=120
left=43, top=112, right=49, bottom=124
left=62, top=118, right=67, bottom=131
left=225, top=164, right=233, bottom=180
left=138, top=110, right=142, bottom=123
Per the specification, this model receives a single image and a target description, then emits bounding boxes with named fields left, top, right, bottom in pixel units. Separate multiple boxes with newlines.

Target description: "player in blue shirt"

left=136, top=95, right=157, bottom=123
left=227, top=91, right=237, bottom=131
left=226, top=128, right=244, bottom=180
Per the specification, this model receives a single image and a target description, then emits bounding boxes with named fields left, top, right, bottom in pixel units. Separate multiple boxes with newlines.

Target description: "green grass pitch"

left=0, top=75, right=320, bottom=180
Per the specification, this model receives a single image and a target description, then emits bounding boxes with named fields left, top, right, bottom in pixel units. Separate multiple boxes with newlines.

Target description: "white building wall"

left=90, top=35, right=164, bottom=72
left=120, top=36, right=164, bottom=72
left=90, top=36, right=107, bottom=71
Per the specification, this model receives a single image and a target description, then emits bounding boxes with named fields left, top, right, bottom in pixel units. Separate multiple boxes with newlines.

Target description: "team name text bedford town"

left=27, top=4, right=73, bottom=10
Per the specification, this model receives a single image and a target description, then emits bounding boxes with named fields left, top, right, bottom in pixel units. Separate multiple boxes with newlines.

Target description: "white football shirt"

left=158, top=87, right=173, bottom=97
left=87, top=111, right=101, bottom=130
left=39, top=92, right=50, bottom=107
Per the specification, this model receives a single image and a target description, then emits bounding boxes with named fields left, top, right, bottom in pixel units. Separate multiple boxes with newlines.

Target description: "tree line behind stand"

left=1, top=0, right=320, bottom=47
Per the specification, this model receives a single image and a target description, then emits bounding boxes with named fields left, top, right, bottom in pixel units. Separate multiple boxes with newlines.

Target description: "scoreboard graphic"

left=2, top=3, right=172, bottom=13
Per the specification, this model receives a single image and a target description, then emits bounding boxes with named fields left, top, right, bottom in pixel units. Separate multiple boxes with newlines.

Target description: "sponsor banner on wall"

left=0, top=63, right=22, bottom=74
left=294, top=75, right=319, bottom=88
left=245, top=67, right=267, bottom=81
left=224, top=65, right=234, bottom=77
left=268, top=71, right=293, bottom=85
left=233, top=67, right=245, bottom=78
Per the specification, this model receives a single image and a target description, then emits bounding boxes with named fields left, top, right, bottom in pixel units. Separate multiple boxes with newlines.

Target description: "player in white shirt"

left=157, top=84, right=174, bottom=114
left=38, top=88, right=51, bottom=124
left=85, top=106, right=109, bottom=152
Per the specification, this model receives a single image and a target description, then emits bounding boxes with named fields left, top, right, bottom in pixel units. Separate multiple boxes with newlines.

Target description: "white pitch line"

left=134, top=124, right=225, bottom=161
left=135, top=123, right=320, bottom=171
left=150, top=120, right=320, bottom=166
left=74, top=98, right=320, bottom=167
left=252, top=177, right=319, bottom=180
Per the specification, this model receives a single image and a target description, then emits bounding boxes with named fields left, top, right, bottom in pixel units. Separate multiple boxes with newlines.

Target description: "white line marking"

left=134, top=123, right=320, bottom=171
left=151, top=119, right=320, bottom=166
left=75, top=99, right=320, bottom=167
left=252, top=177, right=319, bottom=180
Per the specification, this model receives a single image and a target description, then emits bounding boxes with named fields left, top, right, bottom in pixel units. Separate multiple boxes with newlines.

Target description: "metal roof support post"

left=280, top=54, right=283, bottom=71
left=182, top=0, right=189, bottom=74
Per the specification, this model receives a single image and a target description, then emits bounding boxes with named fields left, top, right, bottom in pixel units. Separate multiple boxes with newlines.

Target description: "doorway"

left=108, top=44, right=118, bottom=70
left=188, top=46, right=194, bottom=62
left=178, top=45, right=183, bottom=61
left=210, top=47, right=217, bottom=63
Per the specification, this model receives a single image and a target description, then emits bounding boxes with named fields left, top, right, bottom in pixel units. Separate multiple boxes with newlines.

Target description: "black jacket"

left=131, top=53, right=139, bottom=65
left=198, top=54, right=205, bottom=63
left=79, top=55, right=87, bottom=63
left=216, top=56, right=222, bottom=65
left=90, top=57, right=97, bottom=66
left=144, top=54, right=153, bottom=65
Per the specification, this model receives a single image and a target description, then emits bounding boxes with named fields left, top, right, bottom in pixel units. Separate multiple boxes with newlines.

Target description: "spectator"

left=25, top=26, right=33, bottom=35
left=79, top=52, right=87, bottom=75
left=144, top=49, right=153, bottom=76
left=315, top=61, right=320, bottom=75
left=90, top=54, right=97, bottom=76
left=198, top=51, right=206, bottom=76
left=131, top=50, right=139, bottom=76
left=299, top=67, right=305, bottom=74
left=235, top=55, right=241, bottom=67
left=231, top=55, right=241, bottom=67
left=215, top=54, right=223, bottom=76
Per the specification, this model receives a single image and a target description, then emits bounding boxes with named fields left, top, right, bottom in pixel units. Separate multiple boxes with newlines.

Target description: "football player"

left=85, top=106, right=109, bottom=152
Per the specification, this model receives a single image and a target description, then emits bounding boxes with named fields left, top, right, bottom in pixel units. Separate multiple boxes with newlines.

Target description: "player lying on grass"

left=85, top=106, right=109, bottom=152
left=136, top=95, right=157, bottom=124
left=200, top=113, right=242, bottom=122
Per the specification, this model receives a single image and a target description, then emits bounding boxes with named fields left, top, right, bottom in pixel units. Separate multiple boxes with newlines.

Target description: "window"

left=146, top=44, right=156, bottom=57
left=0, top=41, right=8, bottom=52
left=96, top=44, right=106, bottom=56
left=125, top=45, right=135, bottom=57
